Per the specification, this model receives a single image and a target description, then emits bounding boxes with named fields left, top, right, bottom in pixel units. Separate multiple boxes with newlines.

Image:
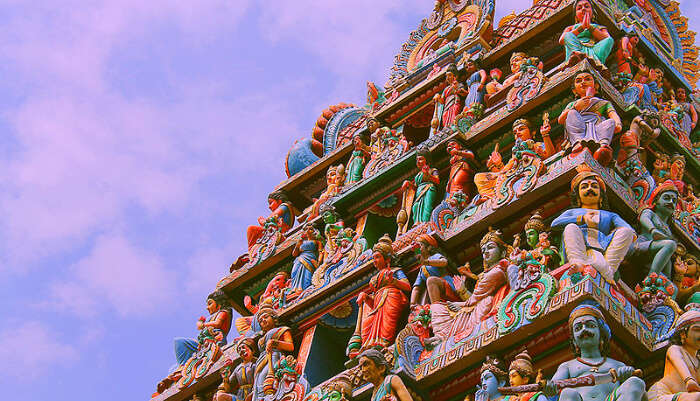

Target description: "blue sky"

left=0, top=1, right=697, bottom=400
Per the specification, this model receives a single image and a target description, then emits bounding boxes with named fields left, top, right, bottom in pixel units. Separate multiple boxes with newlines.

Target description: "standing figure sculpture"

left=558, top=71, right=622, bottom=166
left=347, top=234, right=411, bottom=358
left=675, top=87, right=698, bottom=137
left=359, top=348, right=414, bottom=401
left=431, top=228, right=510, bottom=342
left=544, top=301, right=646, bottom=401
left=247, top=190, right=295, bottom=249
left=214, top=338, right=257, bottom=401
left=346, top=132, right=371, bottom=185
left=463, top=57, right=488, bottom=110
left=290, top=223, right=323, bottom=295
left=648, top=308, right=700, bottom=400
left=434, top=65, right=467, bottom=130
left=446, top=140, right=477, bottom=200
left=637, top=181, right=679, bottom=278
left=551, top=166, right=635, bottom=282
left=560, top=0, right=614, bottom=64
left=615, top=32, right=640, bottom=78
left=404, top=146, right=440, bottom=226
left=253, top=306, right=295, bottom=401
left=410, top=233, right=460, bottom=305
left=505, top=350, right=548, bottom=401
left=475, top=356, right=509, bottom=401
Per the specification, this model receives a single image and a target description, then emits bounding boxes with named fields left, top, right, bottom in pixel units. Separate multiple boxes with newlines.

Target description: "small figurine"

left=253, top=306, right=294, bottom=400
left=485, top=68, right=504, bottom=95
left=175, top=290, right=232, bottom=367
left=358, top=348, right=414, bottom=401
left=614, top=32, right=640, bottom=78
left=652, top=152, right=671, bottom=184
left=636, top=181, right=679, bottom=277
left=551, top=166, right=636, bottom=282
left=505, top=350, right=548, bottom=401
left=346, top=132, right=371, bottom=185
left=463, top=56, right=488, bottom=111
left=246, top=190, right=295, bottom=250
left=410, top=233, right=459, bottom=305
left=475, top=356, right=509, bottom=401
left=616, top=110, right=659, bottom=203
left=446, top=140, right=477, bottom=200
left=675, top=87, right=698, bottom=136
left=520, top=211, right=560, bottom=269
left=544, top=301, right=646, bottom=401
left=668, top=154, right=687, bottom=196
left=308, top=164, right=345, bottom=220
left=403, top=146, right=440, bottom=226
left=433, top=65, right=468, bottom=130
left=648, top=308, right=700, bottom=400
left=367, top=118, right=390, bottom=155
left=503, top=52, right=528, bottom=88
left=560, top=0, right=614, bottom=64
left=214, top=338, right=257, bottom=401
left=673, top=248, right=700, bottom=305
left=558, top=71, right=622, bottom=166
left=431, top=228, right=510, bottom=342
left=347, top=234, right=410, bottom=358
left=290, top=223, right=323, bottom=294
left=268, top=356, right=308, bottom=401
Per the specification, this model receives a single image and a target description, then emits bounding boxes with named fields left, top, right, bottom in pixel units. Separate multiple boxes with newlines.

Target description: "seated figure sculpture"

left=431, top=228, right=510, bottom=342
left=544, top=301, right=646, bottom=401
left=214, top=338, right=257, bottom=401
left=246, top=190, right=294, bottom=250
left=558, top=71, right=622, bottom=166
left=648, top=308, right=700, bottom=400
left=560, top=0, right=614, bottom=64
left=636, top=181, right=679, bottom=278
left=410, top=233, right=461, bottom=305
left=551, top=166, right=636, bottom=282
left=359, top=348, right=414, bottom=401
left=253, top=306, right=294, bottom=401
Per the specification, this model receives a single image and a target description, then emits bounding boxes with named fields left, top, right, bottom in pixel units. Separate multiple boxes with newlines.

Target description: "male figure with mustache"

left=637, top=181, right=679, bottom=277
left=551, top=166, right=636, bottom=282
left=545, top=301, right=646, bottom=401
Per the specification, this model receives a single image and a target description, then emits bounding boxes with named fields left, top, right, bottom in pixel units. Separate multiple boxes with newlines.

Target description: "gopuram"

left=151, top=0, right=700, bottom=400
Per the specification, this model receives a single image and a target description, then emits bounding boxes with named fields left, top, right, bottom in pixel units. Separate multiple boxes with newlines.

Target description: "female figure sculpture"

left=559, top=0, right=614, bottom=64
left=247, top=191, right=294, bottom=249
left=410, top=233, right=460, bottom=305
left=507, top=350, right=548, bottom=401
left=463, top=57, right=488, bottom=110
left=214, top=338, right=257, bottom=401
left=174, top=290, right=233, bottom=366
left=404, top=146, right=440, bottom=226
left=346, top=132, right=371, bottom=185
left=253, top=306, right=294, bottom=401
left=290, top=224, right=322, bottom=294
left=431, top=228, right=510, bottom=342
left=347, top=234, right=411, bottom=358
left=446, top=140, right=477, bottom=200
left=434, top=65, right=467, bottom=129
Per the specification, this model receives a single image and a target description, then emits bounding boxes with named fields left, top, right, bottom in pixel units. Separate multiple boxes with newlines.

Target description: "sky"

left=0, top=1, right=697, bottom=400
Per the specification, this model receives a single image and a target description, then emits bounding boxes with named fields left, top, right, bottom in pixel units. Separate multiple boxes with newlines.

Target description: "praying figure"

left=560, top=0, right=614, bottom=64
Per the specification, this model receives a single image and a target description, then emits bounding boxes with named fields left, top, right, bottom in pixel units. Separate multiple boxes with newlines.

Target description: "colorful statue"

left=433, top=65, right=467, bottom=130
left=358, top=348, right=414, bottom=401
left=431, top=228, right=510, bottom=342
left=394, top=304, right=439, bottom=375
left=558, top=71, right=622, bottom=166
left=463, top=56, right=488, bottom=110
left=559, top=0, right=614, bottom=64
left=674, top=248, right=700, bottom=305
left=253, top=306, right=294, bottom=401
left=648, top=308, right=700, bottom=400
left=652, top=152, right=671, bottom=184
left=506, top=55, right=545, bottom=112
left=505, top=350, right=547, bottom=401
left=636, top=181, right=679, bottom=277
left=518, top=211, right=560, bottom=269
left=544, top=301, right=646, bottom=401
left=290, top=224, right=323, bottom=295
left=635, top=272, right=681, bottom=342
left=247, top=190, right=295, bottom=250
left=243, top=272, right=293, bottom=314
left=308, top=164, right=345, bottom=220
left=410, top=233, right=459, bottom=305
left=616, top=110, right=660, bottom=203
left=551, top=166, right=636, bottom=282
left=624, top=64, right=665, bottom=112
left=502, top=52, right=528, bottom=88
left=615, top=32, right=640, bottom=77
left=675, top=87, right=698, bottom=136
left=474, top=117, right=552, bottom=203
left=268, top=356, right=308, bottom=401
left=403, top=146, right=440, bottom=226
left=214, top=338, right=257, bottom=401
left=346, top=131, right=371, bottom=185
left=367, top=118, right=390, bottom=155
left=475, top=356, right=509, bottom=401
left=669, top=154, right=688, bottom=196
left=486, top=68, right=504, bottom=95
left=446, top=140, right=476, bottom=200
left=347, top=234, right=410, bottom=358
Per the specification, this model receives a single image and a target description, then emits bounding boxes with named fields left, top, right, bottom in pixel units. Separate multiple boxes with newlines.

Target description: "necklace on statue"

left=577, top=356, right=607, bottom=372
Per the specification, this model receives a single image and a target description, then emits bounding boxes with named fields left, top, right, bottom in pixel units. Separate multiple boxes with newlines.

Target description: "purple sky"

left=0, top=2, right=697, bottom=400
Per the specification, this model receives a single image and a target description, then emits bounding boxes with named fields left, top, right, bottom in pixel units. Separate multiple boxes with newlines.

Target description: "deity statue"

left=674, top=87, right=698, bottom=136
left=517, top=211, right=559, bottom=269
left=252, top=306, right=294, bottom=401
left=431, top=228, right=510, bottom=342
left=433, top=65, right=467, bottom=130
left=486, top=68, right=503, bottom=95
left=475, top=356, right=509, bottom=401
left=347, top=235, right=410, bottom=358
left=367, top=118, right=391, bottom=155
left=669, top=154, right=687, bottom=196
left=346, top=131, right=371, bottom=185
left=308, top=164, right=346, bottom=220
left=446, top=140, right=477, bottom=200
left=290, top=223, right=323, bottom=295
left=463, top=56, right=488, bottom=111
left=506, top=350, right=548, bottom=401
left=560, top=0, right=614, bottom=64
left=544, top=301, right=646, bottom=401
left=403, top=146, right=440, bottom=226
left=624, top=64, right=665, bottom=112
left=674, top=248, right=700, bottom=305
left=247, top=190, right=295, bottom=250
left=214, top=338, right=257, bottom=401
left=267, top=356, right=308, bottom=401
left=410, top=233, right=460, bottom=305
left=551, top=166, right=636, bottom=282
left=652, top=152, right=671, bottom=184
left=616, top=110, right=660, bottom=203
left=636, top=181, right=679, bottom=277
left=174, top=290, right=233, bottom=368
left=474, top=117, right=553, bottom=202
left=614, top=32, right=640, bottom=78
left=358, top=348, right=414, bottom=401
left=558, top=71, right=622, bottom=166
left=648, top=308, right=700, bottom=400
left=503, top=52, right=528, bottom=88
